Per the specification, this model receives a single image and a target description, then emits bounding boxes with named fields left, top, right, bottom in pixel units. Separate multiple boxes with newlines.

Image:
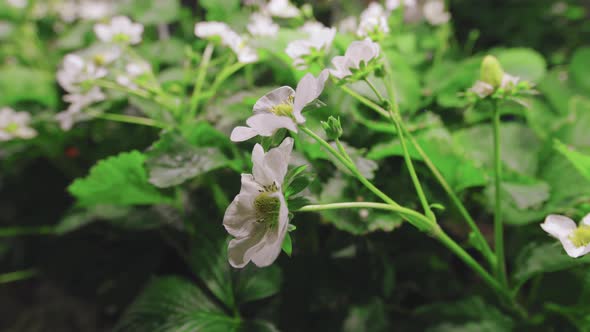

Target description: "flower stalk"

left=492, top=104, right=507, bottom=286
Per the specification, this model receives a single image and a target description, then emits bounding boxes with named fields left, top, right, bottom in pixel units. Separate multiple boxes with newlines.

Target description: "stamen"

left=254, top=192, right=281, bottom=228
left=570, top=226, right=590, bottom=248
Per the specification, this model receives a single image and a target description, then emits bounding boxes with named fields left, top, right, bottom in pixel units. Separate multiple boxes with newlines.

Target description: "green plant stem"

left=0, top=269, right=38, bottom=284
left=339, top=84, right=494, bottom=265
left=202, top=61, right=246, bottom=102
left=492, top=106, right=507, bottom=286
left=363, top=78, right=386, bottom=103
left=300, top=126, right=401, bottom=208
left=92, top=112, right=169, bottom=129
left=400, top=122, right=496, bottom=267
left=0, top=226, right=53, bottom=237
left=189, top=43, right=214, bottom=117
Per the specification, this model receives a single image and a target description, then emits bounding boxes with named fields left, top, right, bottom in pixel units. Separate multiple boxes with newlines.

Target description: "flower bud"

left=321, top=116, right=343, bottom=140
left=480, top=55, right=504, bottom=88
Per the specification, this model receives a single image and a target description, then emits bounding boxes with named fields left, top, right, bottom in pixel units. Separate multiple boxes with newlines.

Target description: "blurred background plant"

left=0, top=0, right=589, bottom=331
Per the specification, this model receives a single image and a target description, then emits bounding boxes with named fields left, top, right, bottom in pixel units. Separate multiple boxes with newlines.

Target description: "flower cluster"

left=286, top=22, right=336, bottom=69
left=195, top=22, right=259, bottom=64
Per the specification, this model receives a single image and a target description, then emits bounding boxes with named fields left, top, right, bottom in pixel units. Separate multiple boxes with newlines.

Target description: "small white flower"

left=0, top=107, right=36, bottom=141
left=94, top=16, right=144, bottom=45
left=265, top=0, right=300, bottom=18
left=116, top=61, right=151, bottom=90
left=541, top=214, right=590, bottom=258
left=286, top=23, right=336, bottom=69
left=330, top=39, right=380, bottom=79
left=386, top=0, right=417, bottom=12
left=337, top=16, right=358, bottom=34
left=231, top=69, right=329, bottom=142
left=469, top=80, right=494, bottom=98
left=6, top=0, right=27, bottom=8
left=500, top=73, right=520, bottom=90
left=223, top=137, right=294, bottom=268
left=77, top=1, right=114, bottom=21
left=57, top=54, right=109, bottom=93
left=357, top=2, right=390, bottom=38
left=423, top=0, right=451, bottom=26
left=195, top=22, right=258, bottom=64
left=56, top=87, right=105, bottom=130
left=247, top=13, right=279, bottom=37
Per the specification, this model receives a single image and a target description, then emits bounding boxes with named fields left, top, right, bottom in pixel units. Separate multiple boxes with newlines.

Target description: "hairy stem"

left=493, top=106, right=507, bottom=286
left=189, top=43, right=214, bottom=117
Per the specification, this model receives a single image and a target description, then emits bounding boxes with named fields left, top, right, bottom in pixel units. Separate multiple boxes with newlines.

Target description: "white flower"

left=500, top=73, right=520, bottom=90
left=337, top=16, right=357, bottom=34
left=469, top=80, right=494, bottom=98
left=57, top=87, right=105, bottom=130
left=57, top=54, right=111, bottom=93
left=330, top=39, right=380, bottom=79
left=0, top=107, right=36, bottom=141
left=231, top=69, right=329, bottom=142
left=247, top=13, right=279, bottom=37
left=223, top=137, right=294, bottom=268
left=116, top=61, right=151, bottom=90
left=265, top=0, right=300, bottom=18
left=357, top=2, right=390, bottom=38
left=423, top=0, right=451, bottom=26
left=386, top=0, right=417, bottom=12
left=541, top=214, right=590, bottom=258
left=6, top=0, right=27, bottom=8
left=94, top=16, right=144, bottom=45
left=285, top=23, right=336, bottom=69
left=77, top=1, right=114, bottom=21
left=195, top=22, right=258, bottom=64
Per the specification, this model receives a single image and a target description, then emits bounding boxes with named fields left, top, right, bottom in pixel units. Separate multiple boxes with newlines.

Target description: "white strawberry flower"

left=469, top=80, right=495, bottom=98
left=500, top=73, right=520, bottom=90
left=231, top=69, right=329, bottom=142
left=265, top=0, right=300, bottom=18
left=94, top=16, right=144, bottom=45
left=223, top=137, right=294, bottom=268
left=195, top=22, right=258, bottom=64
left=423, top=0, right=451, bottom=26
left=285, top=23, right=336, bottom=69
left=57, top=54, right=108, bottom=93
left=0, top=107, right=37, bottom=141
left=116, top=61, right=151, bottom=90
left=330, top=39, right=381, bottom=79
left=357, top=2, right=390, bottom=39
left=247, top=12, right=279, bottom=37
left=56, top=87, right=105, bottom=130
left=541, top=214, right=590, bottom=258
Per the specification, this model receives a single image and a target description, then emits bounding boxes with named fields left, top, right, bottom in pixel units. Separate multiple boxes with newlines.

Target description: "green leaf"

left=281, top=233, right=293, bottom=257
left=570, top=47, right=590, bottom=93
left=234, top=265, right=282, bottom=304
left=513, top=242, right=590, bottom=289
left=483, top=180, right=550, bottom=225
left=284, top=175, right=312, bottom=199
left=114, top=276, right=236, bottom=332
left=288, top=196, right=310, bottom=211
left=145, top=130, right=229, bottom=188
left=537, top=69, right=579, bottom=115
left=0, top=66, right=58, bottom=108
left=425, top=57, right=481, bottom=108
left=120, top=0, right=181, bottom=25
left=494, top=48, right=547, bottom=82
left=68, top=151, right=171, bottom=207
left=369, top=127, right=488, bottom=192
left=554, top=140, right=590, bottom=181
left=199, top=0, right=241, bottom=20
left=283, top=165, right=308, bottom=189
left=187, top=221, right=235, bottom=309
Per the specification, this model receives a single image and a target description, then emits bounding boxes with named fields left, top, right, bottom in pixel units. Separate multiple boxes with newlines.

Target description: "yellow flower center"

left=4, top=123, right=19, bottom=134
left=93, top=54, right=106, bottom=66
left=569, top=226, right=590, bottom=248
left=254, top=192, right=281, bottom=228
left=270, top=95, right=295, bottom=118
left=113, top=33, right=130, bottom=43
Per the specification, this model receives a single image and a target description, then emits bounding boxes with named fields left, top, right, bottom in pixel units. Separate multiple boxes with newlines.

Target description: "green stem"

left=0, top=226, right=53, bottom=237
left=189, top=43, right=214, bottom=117
left=363, top=78, right=386, bottom=103
left=300, top=126, right=401, bottom=208
left=92, top=112, right=169, bottom=129
left=0, top=269, right=38, bottom=284
left=340, top=83, right=495, bottom=265
left=203, top=61, right=246, bottom=101
left=493, top=106, right=507, bottom=286
left=400, top=122, right=496, bottom=267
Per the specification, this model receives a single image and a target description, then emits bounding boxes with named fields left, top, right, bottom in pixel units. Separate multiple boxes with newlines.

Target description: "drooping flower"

left=285, top=23, right=336, bottom=69
left=94, top=16, right=144, bottom=45
left=330, top=39, right=381, bottom=79
left=247, top=12, right=279, bottom=37
left=357, top=2, right=390, bottom=39
left=265, top=0, right=300, bottom=18
left=541, top=214, right=590, bottom=258
left=231, top=69, right=329, bottom=142
left=422, top=0, right=451, bottom=26
left=195, top=22, right=258, bottom=64
left=223, top=137, right=294, bottom=268
left=0, top=107, right=37, bottom=141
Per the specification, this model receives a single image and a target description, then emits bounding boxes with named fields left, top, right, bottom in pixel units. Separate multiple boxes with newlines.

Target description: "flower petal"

left=228, top=225, right=267, bottom=268
left=252, top=143, right=273, bottom=186
left=251, top=193, right=289, bottom=267
left=246, top=113, right=298, bottom=136
left=581, top=213, right=590, bottom=227
left=541, top=214, right=577, bottom=239
left=230, top=126, right=258, bottom=142
left=253, top=86, right=295, bottom=114
left=262, top=137, right=294, bottom=186
left=293, top=69, right=329, bottom=116
left=560, top=237, right=590, bottom=258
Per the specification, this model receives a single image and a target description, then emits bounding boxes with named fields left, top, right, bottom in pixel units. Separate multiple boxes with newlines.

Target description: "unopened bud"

left=480, top=55, right=504, bottom=88
left=321, top=116, right=343, bottom=140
